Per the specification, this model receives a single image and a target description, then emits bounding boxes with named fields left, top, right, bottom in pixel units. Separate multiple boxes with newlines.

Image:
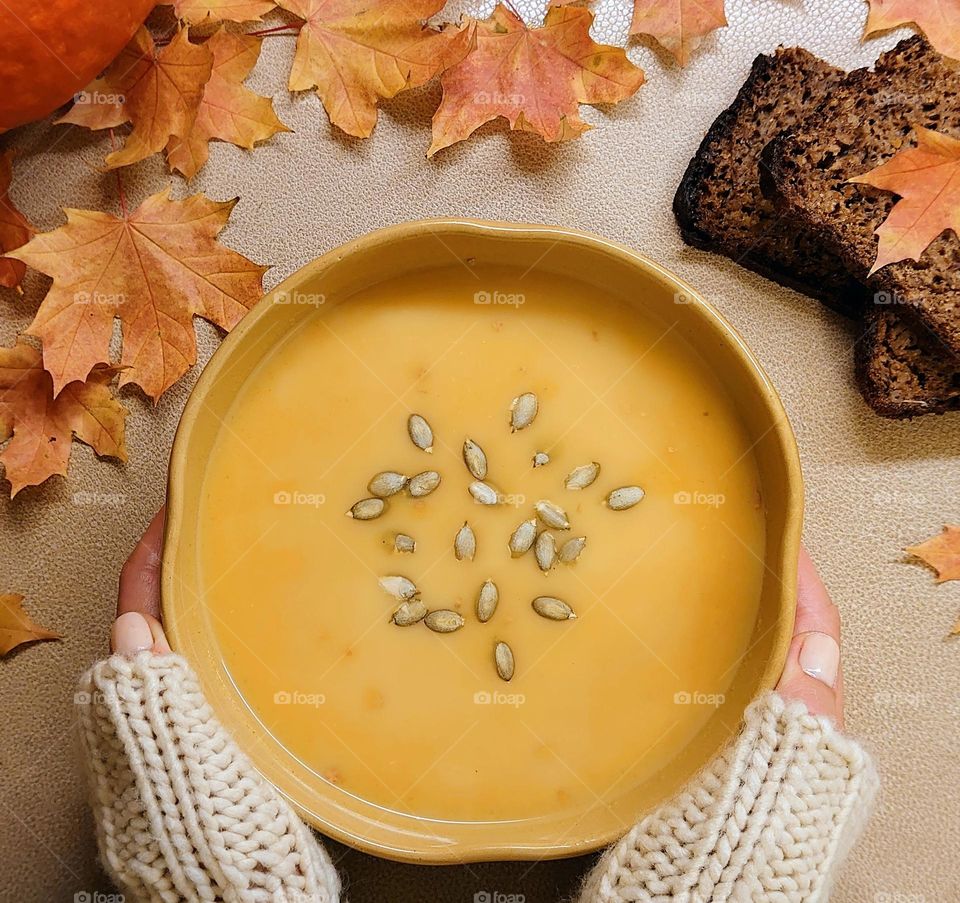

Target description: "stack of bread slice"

left=674, top=37, right=960, bottom=418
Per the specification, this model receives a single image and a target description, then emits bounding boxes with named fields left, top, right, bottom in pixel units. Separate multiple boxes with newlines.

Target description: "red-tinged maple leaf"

left=429, top=4, right=644, bottom=157
left=276, top=0, right=472, bottom=139
left=907, top=524, right=960, bottom=583
left=171, top=0, right=279, bottom=22
left=7, top=189, right=268, bottom=402
left=864, top=0, right=960, bottom=62
left=629, top=0, right=727, bottom=65
left=0, top=594, right=60, bottom=656
left=849, top=126, right=960, bottom=274
left=167, top=29, right=290, bottom=179
left=0, top=339, right=126, bottom=497
left=0, top=151, right=33, bottom=291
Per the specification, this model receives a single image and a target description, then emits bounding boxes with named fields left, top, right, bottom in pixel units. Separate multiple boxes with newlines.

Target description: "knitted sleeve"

left=577, top=692, right=878, bottom=903
left=76, top=652, right=341, bottom=903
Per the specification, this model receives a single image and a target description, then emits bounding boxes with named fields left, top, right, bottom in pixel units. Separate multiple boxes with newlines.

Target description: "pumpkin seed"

left=532, top=596, right=577, bottom=620
left=368, top=471, right=408, bottom=497
left=532, top=451, right=550, bottom=467
left=454, top=521, right=476, bottom=561
left=391, top=600, right=427, bottom=626
left=508, top=518, right=537, bottom=557
left=494, top=641, right=515, bottom=681
left=394, top=533, right=416, bottom=553
left=565, top=462, right=600, bottom=490
left=347, top=498, right=385, bottom=520
left=558, top=536, right=587, bottom=564
left=469, top=480, right=499, bottom=505
left=407, top=413, right=434, bottom=453
left=535, top=530, right=556, bottom=572
left=379, top=575, right=419, bottom=601
left=408, top=470, right=441, bottom=497
left=606, top=486, right=645, bottom=510
left=424, top=609, right=464, bottom=633
left=534, top=499, right=570, bottom=530
left=476, top=579, right=499, bottom=622
left=510, top=392, right=538, bottom=432
left=463, top=438, right=488, bottom=480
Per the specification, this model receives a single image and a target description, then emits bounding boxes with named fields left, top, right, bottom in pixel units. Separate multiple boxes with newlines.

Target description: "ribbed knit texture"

left=77, top=655, right=876, bottom=902
left=576, top=693, right=878, bottom=903
left=76, top=653, right=340, bottom=903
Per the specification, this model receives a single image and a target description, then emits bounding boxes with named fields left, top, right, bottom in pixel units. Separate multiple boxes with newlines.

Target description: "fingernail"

left=799, top=632, right=840, bottom=688
left=112, top=612, right=154, bottom=655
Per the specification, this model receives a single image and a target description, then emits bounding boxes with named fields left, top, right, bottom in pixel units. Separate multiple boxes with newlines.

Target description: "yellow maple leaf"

left=276, top=0, right=471, bottom=139
left=630, top=0, right=727, bottom=66
left=7, top=189, right=267, bottom=402
left=864, top=0, right=960, bottom=62
left=171, top=0, right=278, bottom=23
left=906, top=524, right=960, bottom=583
left=167, top=29, right=290, bottom=180
left=849, top=126, right=960, bottom=274
left=0, top=594, right=60, bottom=656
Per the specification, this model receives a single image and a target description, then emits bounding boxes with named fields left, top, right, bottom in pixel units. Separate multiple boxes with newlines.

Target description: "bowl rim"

left=163, top=217, right=803, bottom=863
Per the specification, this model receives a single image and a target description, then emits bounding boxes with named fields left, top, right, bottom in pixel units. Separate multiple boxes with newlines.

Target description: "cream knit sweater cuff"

left=76, top=652, right=340, bottom=903
left=577, top=692, right=878, bottom=903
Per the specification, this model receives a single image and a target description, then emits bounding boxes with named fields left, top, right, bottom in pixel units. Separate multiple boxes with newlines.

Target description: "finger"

left=118, top=507, right=166, bottom=621
left=776, top=546, right=844, bottom=729
left=111, top=611, right=171, bottom=656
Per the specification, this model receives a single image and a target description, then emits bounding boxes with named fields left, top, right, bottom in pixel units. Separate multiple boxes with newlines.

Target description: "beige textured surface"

left=1, top=0, right=958, bottom=899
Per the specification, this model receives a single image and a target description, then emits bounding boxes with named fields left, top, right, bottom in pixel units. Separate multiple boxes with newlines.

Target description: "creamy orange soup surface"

left=197, top=263, right=766, bottom=822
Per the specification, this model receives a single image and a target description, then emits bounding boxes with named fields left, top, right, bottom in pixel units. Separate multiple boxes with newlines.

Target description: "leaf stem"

left=247, top=23, right=302, bottom=37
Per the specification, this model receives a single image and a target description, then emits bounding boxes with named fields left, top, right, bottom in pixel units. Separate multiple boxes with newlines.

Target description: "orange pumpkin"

left=0, top=0, right=156, bottom=131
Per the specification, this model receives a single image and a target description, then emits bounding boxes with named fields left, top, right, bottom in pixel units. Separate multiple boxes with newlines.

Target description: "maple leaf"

left=864, top=0, right=960, bottom=62
left=0, top=339, right=126, bottom=496
left=906, top=524, right=960, bottom=583
left=0, top=151, right=33, bottom=291
left=849, top=126, right=960, bottom=274
left=276, top=0, right=472, bottom=139
left=429, top=5, right=644, bottom=157
left=0, top=594, right=60, bottom=657
left=171, top=0, right=278, bottom=23
left=7, top=189, right=268, bottom=402
left=61, top=27, right=214, bottom=170
left=629, top=0, right=727, bottom=66
left=167, top=29, right=290, bottom=180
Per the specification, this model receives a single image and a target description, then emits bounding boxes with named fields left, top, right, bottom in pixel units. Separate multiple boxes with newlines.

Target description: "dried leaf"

left=429, top=5, right=644, bottom=156
left=277, top=0, right=471, bottom=138
left=167, top=29, right=290, bottom=179
left=56, top=77, right=129, bottom=131
left=0, top=152, right=33, bottom=291
left=864, top=0, right=960, bottom=61
left=0, top=339, right=126, bottom=496
left=629, top=0, right=727, bottom=65
left=906, top=524, right=960, bottom=583
left=7, top=189, right=267, bottom=402
left=0, top=594, right=60, bottom=656
left=849, top=126, right=960, bottom=274
left=171, top=0, right=278, bottom=22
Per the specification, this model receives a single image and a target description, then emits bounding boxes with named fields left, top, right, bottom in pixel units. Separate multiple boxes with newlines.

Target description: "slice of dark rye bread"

left=766, top=37, right=960, bottom=359
left=674, top=42, right=960, bottom=417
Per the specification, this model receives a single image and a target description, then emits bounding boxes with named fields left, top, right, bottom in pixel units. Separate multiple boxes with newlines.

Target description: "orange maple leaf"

left=7, top=189, right=267, bottom=402
left=629, top=0, right=727, bottom=66
left=0, top=151, right=33, bottom=291
left=276, top=0, right=471, bottom=139
left=171, top=0, right=278, bottom=22
left=907, top=524, right=960, bottom=583
left=0, top=594, right=60, bottom=656
left=167, top=29, right=290, bottom=180
left=429, top=5, right=644, bottom=157
left=864, top=0, right=960, bottom=62
left=849, top=126, right=960, bottom=274
left=61, top=27, right=214, bottom=170
left=0, top=339, right=126, bottom=497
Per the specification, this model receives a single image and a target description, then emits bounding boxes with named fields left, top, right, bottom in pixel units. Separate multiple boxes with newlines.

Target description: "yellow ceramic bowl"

left=163, top=219, right=802, bottom=864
